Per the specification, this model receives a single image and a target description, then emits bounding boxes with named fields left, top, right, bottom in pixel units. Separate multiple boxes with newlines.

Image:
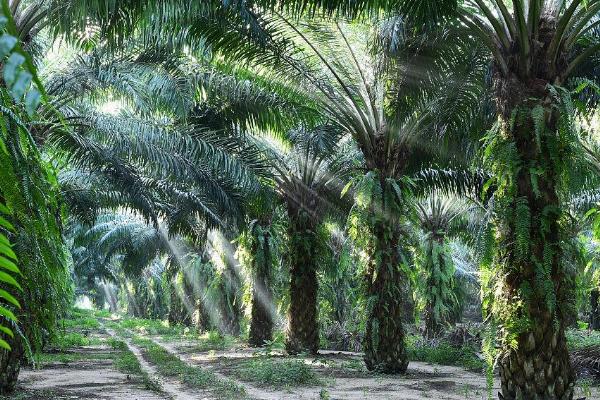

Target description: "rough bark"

left=87, top=274, right=104, bottom=309
left=0, top=332, right=23, bottom=395
left=423, top=305, right=442, bottom=339
left=591, top=289, right=600, bottom=331
left=248, top=228, right=274, bottom=347
left=363, top=215, right=409, bottom=373
left=494, top=76, right=575, bottom=400
left=286, top=258, right=318, bottom=354
left=285, top=209, right=319, bottom=355
left=192, top=298, right=210, bottom=333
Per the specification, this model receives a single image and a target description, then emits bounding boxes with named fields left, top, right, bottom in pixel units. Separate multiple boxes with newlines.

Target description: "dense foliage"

left=3, top=1, right=600, bottom=399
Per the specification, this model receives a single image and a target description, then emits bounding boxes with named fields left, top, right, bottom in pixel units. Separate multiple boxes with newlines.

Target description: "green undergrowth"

left=185, top=330, right=237, bottom=352
left=58, top=308, right=101, bottom=330
left=103, top=320, right=132, bottom=337
left=132, top=336, right=247, bottom=399
left=234, top=357, right=321, bottom=388
left=339, top=358, right=367, bottom=372
left=566, top=329, right=600, bottom=350
left=109, top=339, right=162, bottom=392
left=36, top=351, right=114, bottom=365
left=49, top=331, right=102, bottom=350
left=406, top=335, right=484, bottom=371
left=94, top=309, right=112, bottom=318
left=114, top=317, right=187, bottom=337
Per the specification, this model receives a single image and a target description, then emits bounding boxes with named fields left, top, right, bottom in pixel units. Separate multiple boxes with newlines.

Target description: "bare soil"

left=11, top=330, right=600, bottom=400
left=155, top=337, right=498, bottom=400
left=16, top=347, right=165, bottom=399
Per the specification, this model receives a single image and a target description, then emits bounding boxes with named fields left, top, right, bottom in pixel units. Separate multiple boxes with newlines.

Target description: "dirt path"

left=151, top=336, right=502, bottom=400
left=16, top=329, right=166, bottom=400
left=14, top=320, right=600, bottom=400
left=148, top=336, right=267, bottom=400
left=105, top=327, right=210, bottom=400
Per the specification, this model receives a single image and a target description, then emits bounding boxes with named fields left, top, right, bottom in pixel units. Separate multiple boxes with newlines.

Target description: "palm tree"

left=237, top=188, right=280, bottom=347
left=44, top=0, right=493, bottom=371
left=414, top=193, right=467, bottom=337
left=175, top=14, right=488, bottom=369
left=0, top=4, right=71, bottom=393
left=239, top=19, right=489, bottom=371
left=422, top=2, right=597, bottom=397
left=262, top=125, right=348, bottom=354
left=222, top=1, right=600, bottom=395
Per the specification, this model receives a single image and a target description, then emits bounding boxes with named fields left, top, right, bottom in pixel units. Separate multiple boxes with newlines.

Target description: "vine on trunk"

left=481, top=84, right=579, bottom=399
left=348, top=172, right=414, bottom=373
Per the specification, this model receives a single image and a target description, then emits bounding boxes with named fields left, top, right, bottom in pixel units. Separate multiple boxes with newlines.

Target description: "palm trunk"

left=493, top=82, right=575, bottom=399
left=167, top=271, right=192, bottom=326
left=591, top=289, right=600, bottom=331
left=192, top=298, right=210, bottom=332
left=423, top=235, right=451, bottom=339
left=220, top=264, right=242, bottom=336
left=0, top=330, right=23, bottom=395
left=363, top=213, right=409, bottom=373
left=87, top=274, right=104, bottom=309
left=285, top=211, right=319, bottom=355
left=248, top=228, right=274, bottom=347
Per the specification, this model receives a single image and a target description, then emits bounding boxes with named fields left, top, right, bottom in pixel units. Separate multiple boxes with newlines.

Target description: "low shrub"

left=236, top=358, right=320, bottom=388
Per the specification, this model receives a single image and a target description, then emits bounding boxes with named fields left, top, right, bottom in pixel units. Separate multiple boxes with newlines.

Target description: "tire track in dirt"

left=146, top=336, right=275, bottom=400
left=147, top=337, right=504, bottom=400
left=104, top=326, right=213, bottom=400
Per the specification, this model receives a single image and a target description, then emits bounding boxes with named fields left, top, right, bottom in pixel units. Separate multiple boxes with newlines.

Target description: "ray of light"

left=160, top=229, right=227, bottom=332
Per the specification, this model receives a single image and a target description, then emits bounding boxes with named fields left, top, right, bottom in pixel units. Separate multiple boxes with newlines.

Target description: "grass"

left=49, top=331, right=102, bottom=350
left=115, top=317, right=188, bottom=337
left=235, top=357, right=321, bottom=388
left=34, top=312, right=163, bottom=395
left=94, top=309, right=112, bottom=318
left=406, top=335, right=484, bottom=372
left=58, top=308, right=101, bottom=330
left=109, top=339, right=162, bottom=392
left=185, top=330, right=237, bottom=352
left=340, top=358, right=367, bottom=372
left=132, top=336, right=247, bottom=399
left=36, top=351, right=114, bottom=365
left=567, top=328, right=600, bottom=350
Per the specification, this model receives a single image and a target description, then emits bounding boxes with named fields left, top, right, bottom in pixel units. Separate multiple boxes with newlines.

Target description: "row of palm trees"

left=2, top=1, right=600, bottom=399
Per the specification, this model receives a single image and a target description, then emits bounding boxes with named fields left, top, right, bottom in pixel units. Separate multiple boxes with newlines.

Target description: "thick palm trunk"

left=248, top=229, right=274, bottom=347
left=192, top=298, right=210, bottom=332
left=124, top=283, right=141, bottom=317
left=286, top=257, right=318, bottom=354
left=591, top=289, right=600, bottom=331
left=249, top=284, right=273, bottom=346
left=363, top=179, right=409, bottom=374
left=0, top=331, right=23, bottom=395
left=285, top=212, right=319, bottom=355
left=493, top=81, right=575, bottom=399
left=363, top=214, right=409, bottom=373
left=423, top=236, right=442, bottom=339
left=168, top=287, right=187, bottom=325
